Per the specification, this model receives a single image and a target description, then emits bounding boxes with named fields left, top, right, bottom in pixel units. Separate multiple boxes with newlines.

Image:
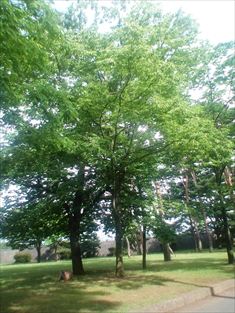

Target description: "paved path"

left=173, top=287, right=235, bottom=313
left=135, top=279, right=234, bottom=313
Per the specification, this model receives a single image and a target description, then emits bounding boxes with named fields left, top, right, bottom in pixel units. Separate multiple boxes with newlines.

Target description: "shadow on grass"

left=0, top=256, right=233, bottom=313
left=0, top=263, right=119, bottom=313
left=1, top=276, right=121, bottom=313
left=124, top=256, right=230, bottom=273
left=77, top=273, right=171, bottom=290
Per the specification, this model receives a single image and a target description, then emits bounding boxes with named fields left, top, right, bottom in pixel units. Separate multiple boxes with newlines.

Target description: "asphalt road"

left=174, top=287, right=235, bottom=313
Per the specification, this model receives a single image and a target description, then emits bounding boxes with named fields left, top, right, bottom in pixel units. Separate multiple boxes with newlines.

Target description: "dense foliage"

left=14, top=252, right=32, bottom=263
left=0, top=0, right=234, bottom=275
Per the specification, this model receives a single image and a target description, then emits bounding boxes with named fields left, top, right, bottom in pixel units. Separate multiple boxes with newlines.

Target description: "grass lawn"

left=0, top=250, right=234, bottom=313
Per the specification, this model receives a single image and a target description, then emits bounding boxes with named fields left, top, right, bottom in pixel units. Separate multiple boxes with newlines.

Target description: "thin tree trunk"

left=67, top=165, right=86, bottom=276
left=126, top=236, right=131, bottom=258
left=215, top=168, right=234, bottom=264
left=189, top=214, right=198, bottom=252
left=201, top=206, right=213, bottom=252
left=54, top=243, right=59, bottom=261
left=136, top=229, right=143, bottom=255
left=36, top=241, right=42, bottom=263
left=184, top=175, right=198, bottom=251
left=163, top=243, right=171, bottom=261
left=142, top=225, right=147, bottom=269
left=113, top=185, right=124, bottom=277
left=183, top=174, right=202, bottom=251
left=115, top=218, right=124, bottom=277
left=219, top=193, right=234, bottom=264
left=224, top=168, right=235, bottom=210
left=154, top=181, right=172, bottom=261
left=193, top=219, right=203, bottom=252
left=191, top=170, right=211, bottom=252
left=223, top=166, right=234, bottom=263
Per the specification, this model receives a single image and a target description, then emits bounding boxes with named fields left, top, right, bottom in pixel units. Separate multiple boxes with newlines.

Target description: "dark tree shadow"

left=0, top=256, right=233, bottom=313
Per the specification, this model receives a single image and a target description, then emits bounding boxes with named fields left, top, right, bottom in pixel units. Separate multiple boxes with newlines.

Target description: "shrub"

left=58, top=248, right=71, bottom=260
left=107, top=247, right=116, bottom=257
left=14, top=252, right=32, bottom=263
left=81, top=239, right=100, bottom=258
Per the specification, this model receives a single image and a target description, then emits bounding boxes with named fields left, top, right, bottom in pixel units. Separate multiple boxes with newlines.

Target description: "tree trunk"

left=115, top=224, right=124, bottom=277
left=193, top=219, right=203, bottom=252
left=215, top=168, right=234, bottom=264
left=136, top=231, right=143, bottom=255
left=225, top=168, right=235, bottom=206
left=201, top=206, right=213, bottom=252
left=35, top=241, right=42, bottom=263
left=163, top=243, right=171, bottom=261
left=126, top=236, right=131, bottom=258
left=68, top=165, right=86, bottom=276
left=190, top=170, right=210, bottom=252
left=69, top=226, right=85, bottom=275
left=54, top=243, right=59, bottom=260
left=142, top=225, right=147, bottom=269
left=189, top=214, right=198, bottom=252
left=112, top=185, right=124, bottom=277
left=70, top=232, right=85, bottom=275
left=68, top=212, right=84, bottom=276
left=183, top=174, right=202, bottom=252
left=155, top=181, right=173, bottom=260
left=219, top=194, right=234, bottom=264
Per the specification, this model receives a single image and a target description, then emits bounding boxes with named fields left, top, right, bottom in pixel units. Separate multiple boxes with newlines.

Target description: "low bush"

left=58, top=248, right=71, bottom=260
left=81, top=239, right=100, bottom=258
left=107, top=247, right=116, bottom=257
left=14, top=252, right=32, bottom=263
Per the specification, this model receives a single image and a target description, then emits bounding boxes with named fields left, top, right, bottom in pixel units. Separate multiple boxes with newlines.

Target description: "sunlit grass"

left=0, top=250, right=234, bottom=313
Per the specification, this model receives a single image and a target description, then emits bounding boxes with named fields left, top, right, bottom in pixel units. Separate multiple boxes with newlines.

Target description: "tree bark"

left=142, top=225, right=147, bottom=269
left=126, top=236, right=131, bottom=258
left=189, top=214, right=198, bottom=252
left=155, top=181, right=172, bottom=260
left=163, top=243, right=171, bottom=261
left=191, top=170, right=212, bottom=252
left=193, top=219, right=203, bottom=252
left=219, top=193, right=234, bottom=264
left=68, top=165, right=86, bottom=276
left=35, top=240, right=42, bottom=263
left=112, top=183, right=124, bottom=277
left=201, top=206, right=213, bottom=252
left=115, top=222, right=124, bottom=277
left=136, top=229, right=143, bottom=255
left=183, top=174, right=202, bottom=252
left=70, top=231, right=84, bottom=275
left=215, top=168, right=234, bottom=264
left=68, top=211, right=85, bottom=275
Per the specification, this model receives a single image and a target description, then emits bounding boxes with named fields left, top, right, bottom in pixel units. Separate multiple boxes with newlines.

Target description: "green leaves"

left=1, top=0, right=234, bottom=264
left=0, top=0, right=61, bottom=108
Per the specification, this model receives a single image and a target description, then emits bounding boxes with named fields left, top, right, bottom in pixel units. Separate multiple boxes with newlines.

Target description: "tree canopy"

left=1, top=0, right=234, bottom=274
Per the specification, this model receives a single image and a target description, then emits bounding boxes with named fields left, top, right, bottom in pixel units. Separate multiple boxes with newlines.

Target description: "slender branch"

left=127, top=140, right=177, bottom=166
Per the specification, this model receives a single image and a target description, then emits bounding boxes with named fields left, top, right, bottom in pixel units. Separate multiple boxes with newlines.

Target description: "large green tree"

left=67, top=2, right=204, bottom=276
left=2, top=0, right=233, bottom=279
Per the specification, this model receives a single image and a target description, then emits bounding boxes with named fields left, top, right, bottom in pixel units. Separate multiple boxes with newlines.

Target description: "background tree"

left=0, top=203, right=57, bottom=263
left=193, top=41, right=235, bottom=264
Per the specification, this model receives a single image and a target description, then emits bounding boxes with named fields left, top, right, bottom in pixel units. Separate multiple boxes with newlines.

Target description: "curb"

left=133, top=279, right=235, bottom=313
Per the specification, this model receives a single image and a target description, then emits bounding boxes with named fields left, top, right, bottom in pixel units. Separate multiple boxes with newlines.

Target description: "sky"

left=53, top=0, right=235, bottom=45
left=161, top=0, right=234, bottom=44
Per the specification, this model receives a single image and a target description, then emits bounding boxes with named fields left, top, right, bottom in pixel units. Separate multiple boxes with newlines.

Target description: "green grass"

left=0, top=251, right=234, bottom=313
